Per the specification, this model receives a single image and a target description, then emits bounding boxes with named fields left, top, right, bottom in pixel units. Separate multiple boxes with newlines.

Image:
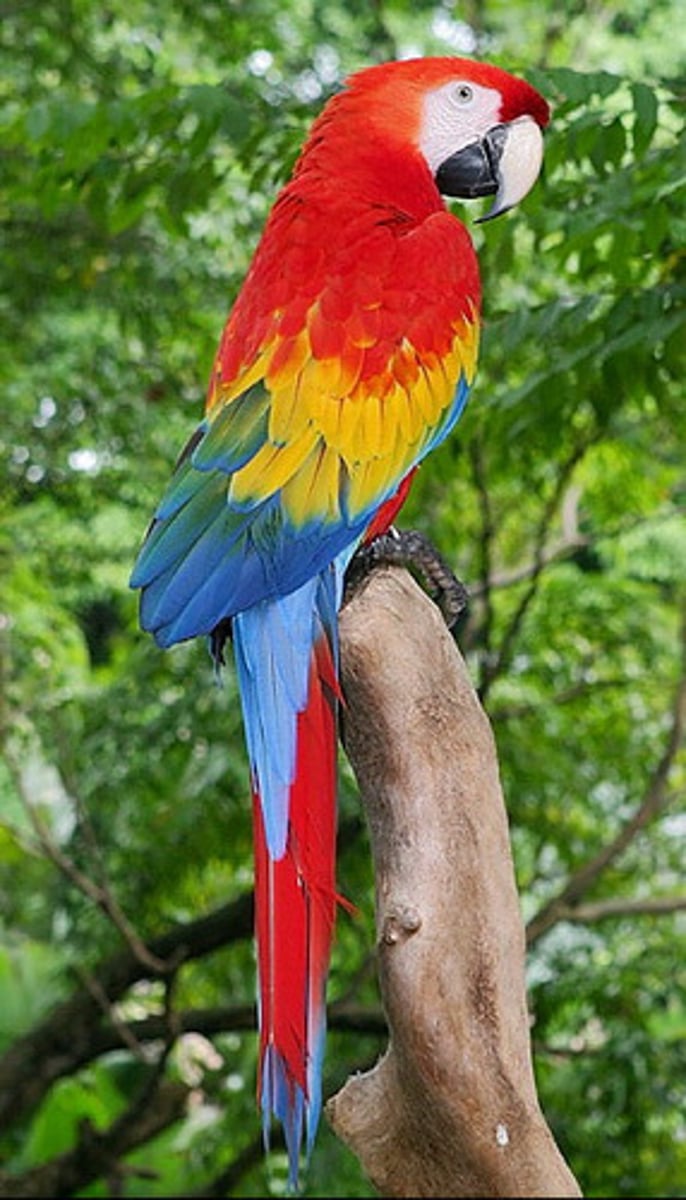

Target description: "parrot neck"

left=292, top=114, right=443, bottom=226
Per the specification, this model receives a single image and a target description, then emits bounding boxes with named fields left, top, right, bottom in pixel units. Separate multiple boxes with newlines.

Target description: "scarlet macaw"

left=130, top=56, right=549, bottom=1183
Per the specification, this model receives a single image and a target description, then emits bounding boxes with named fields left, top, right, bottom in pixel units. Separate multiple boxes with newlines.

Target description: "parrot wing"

left=130, top=210, right=479, bottom=647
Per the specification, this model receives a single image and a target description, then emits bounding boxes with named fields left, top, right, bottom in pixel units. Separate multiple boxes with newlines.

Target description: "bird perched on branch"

left=130, top=54, right=549, bottom=1187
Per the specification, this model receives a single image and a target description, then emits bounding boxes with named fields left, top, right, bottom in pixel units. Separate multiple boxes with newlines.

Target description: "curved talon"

left=209, top=617, right=233, bottom=671
left=345, top=529, right=469, bottom=629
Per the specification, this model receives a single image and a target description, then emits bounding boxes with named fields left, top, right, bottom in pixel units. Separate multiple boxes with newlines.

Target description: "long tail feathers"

left=235, top=576, right=342, bottom=1187
left=227, top=474, right=420, bottom=1184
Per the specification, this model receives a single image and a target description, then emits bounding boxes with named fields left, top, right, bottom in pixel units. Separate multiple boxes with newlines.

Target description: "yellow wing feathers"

left=210, top=304, right=479, bottom=525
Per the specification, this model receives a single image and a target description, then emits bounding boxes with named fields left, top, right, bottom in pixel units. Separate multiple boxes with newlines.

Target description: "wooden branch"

left=328, top=566, right=581, bottom=1198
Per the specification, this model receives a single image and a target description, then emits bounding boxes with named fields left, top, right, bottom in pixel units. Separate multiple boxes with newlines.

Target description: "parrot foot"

left=209, top=617, right=233, bottom=675
left=346, top=529, right=469, bottom=630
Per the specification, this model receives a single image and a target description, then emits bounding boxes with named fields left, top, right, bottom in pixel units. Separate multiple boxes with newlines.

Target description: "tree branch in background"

left=478, top=502, right=686, bottom=605
left=0, top=891, right=253, bottom=1130
left=552, top=892, right=686, bottom=924
left=489, top=675, right=629, bottom=722
left=475, top=441, right=593, bottom=702
left=5, top=749, right=170, bottom=975
left=329, top=566, right=581, bottom=1198
left=65, top=1001, right=386, bottom=1067
left=527, top=604, right=686, bottom=946
left=192, top=1131, right=273, bottom=1199
left=0, top=1075, right=190, bottom=1200
left=468, top=435, right=497, bottom=661
left=0, top=968, right=185, bottom=1198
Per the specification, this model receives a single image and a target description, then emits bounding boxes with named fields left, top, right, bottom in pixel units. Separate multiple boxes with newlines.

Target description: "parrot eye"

left=452, top=83, right=474, bottom=106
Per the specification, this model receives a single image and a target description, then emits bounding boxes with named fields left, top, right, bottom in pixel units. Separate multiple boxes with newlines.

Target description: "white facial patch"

left=418, top=80, right=504, bottom=176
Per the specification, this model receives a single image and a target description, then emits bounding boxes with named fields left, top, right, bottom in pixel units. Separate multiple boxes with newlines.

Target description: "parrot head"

left=326, top=56, right=550, bottom=221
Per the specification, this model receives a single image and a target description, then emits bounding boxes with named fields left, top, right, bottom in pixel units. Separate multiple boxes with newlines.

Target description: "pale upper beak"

left=434, top=115, right=544, bottom=222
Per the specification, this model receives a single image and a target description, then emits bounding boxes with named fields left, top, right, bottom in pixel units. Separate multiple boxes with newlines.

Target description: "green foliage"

left=1, top=1, right=685, bottom=1196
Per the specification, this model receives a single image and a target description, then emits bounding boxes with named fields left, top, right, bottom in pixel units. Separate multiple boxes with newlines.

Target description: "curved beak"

left=435, top=115, right=544, bottom=223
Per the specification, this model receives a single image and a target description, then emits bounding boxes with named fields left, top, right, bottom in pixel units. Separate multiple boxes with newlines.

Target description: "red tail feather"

left=253, top=632, right=339, bottom=1180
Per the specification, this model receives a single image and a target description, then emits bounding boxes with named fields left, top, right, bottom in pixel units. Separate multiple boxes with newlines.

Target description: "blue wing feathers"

left=191, top=385, right=270, bottom=474
left=158, top=547, right=270, bottom=647
left=130, top=373, right=471, bottom=648
left=132, top=473, right=230, bottom=589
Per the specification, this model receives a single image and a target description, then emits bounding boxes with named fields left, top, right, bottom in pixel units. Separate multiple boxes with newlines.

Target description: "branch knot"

left=381, top=905, right=422, bottom=945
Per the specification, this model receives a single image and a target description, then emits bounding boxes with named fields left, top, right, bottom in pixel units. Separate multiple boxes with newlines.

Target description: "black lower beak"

left=435, top=125, right=509, bottom=200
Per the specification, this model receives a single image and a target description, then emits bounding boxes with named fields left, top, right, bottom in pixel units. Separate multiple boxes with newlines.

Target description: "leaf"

left=632, top=82, right=659, bottom=158
left=13, top=1066, right=126, bottom=1170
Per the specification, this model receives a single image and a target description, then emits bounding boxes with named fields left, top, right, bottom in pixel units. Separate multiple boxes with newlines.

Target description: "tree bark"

left=328, top=565, right=582, bottom=1199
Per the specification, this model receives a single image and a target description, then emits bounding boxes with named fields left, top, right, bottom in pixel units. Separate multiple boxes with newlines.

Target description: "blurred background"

left=0, top=1, right=684, bottom=1195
